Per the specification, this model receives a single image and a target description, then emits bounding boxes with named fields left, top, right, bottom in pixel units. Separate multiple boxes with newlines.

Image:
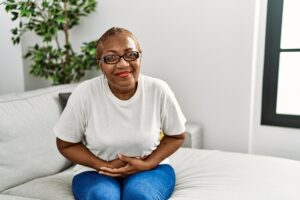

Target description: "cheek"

left=101, top=65, right=112, bottom=75
left=133, top=64, right=141, bottom=79
left=133, top=61, right=141, bottom=71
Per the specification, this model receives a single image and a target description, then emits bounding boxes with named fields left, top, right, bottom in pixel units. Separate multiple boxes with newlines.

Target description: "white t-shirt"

left=53, top=74, right=186, bottom=174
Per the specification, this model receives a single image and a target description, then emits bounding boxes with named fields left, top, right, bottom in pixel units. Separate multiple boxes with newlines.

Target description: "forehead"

left=101, top=33, right=138, bottom=53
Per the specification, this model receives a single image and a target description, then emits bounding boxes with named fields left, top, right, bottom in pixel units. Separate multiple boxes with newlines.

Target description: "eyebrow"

left=104, top=48, right=134, bottom=54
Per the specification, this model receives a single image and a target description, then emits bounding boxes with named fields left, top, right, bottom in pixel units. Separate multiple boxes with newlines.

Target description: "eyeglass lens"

left=102, top=51, right=140, bottom=64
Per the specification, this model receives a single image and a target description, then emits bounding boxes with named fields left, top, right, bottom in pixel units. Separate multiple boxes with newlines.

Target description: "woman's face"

left=99, top=33, right=141, bottom=94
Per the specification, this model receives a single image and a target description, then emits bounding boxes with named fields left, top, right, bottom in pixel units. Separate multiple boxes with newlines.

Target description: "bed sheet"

left=169, top=148, right=300, bottom=200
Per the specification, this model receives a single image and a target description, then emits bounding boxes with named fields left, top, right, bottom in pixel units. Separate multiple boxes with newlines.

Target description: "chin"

left=112, top=78, right=132, bottom=87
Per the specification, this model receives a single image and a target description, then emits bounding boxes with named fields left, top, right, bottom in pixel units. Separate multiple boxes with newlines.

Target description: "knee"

left=123, top=190, right=152, bottom=200
left=123, top=183, right=156, bottom=200
left=72, top=172, right=121, bottom=200
left=85, top=184, right=120, bottom=200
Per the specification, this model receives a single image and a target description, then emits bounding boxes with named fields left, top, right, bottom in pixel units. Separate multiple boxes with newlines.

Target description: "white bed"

left=3, top=147, right=300, bottom=200
left=2, top=84, right=300, bottom=200
left=169, top=148, right=300, bottom=200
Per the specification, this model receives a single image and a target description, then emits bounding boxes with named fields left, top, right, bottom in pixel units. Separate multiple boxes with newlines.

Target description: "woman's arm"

left=145, top=133, right=185, bottom=168
left=56, top=138, right=126, bottom=170
left=99, top=133, right=185, bottom=176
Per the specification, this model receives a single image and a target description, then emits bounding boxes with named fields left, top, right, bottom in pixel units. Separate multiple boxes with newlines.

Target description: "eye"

left=104, top=55, right=119, bottom=63
left=124, top=51, right=139, bottom=60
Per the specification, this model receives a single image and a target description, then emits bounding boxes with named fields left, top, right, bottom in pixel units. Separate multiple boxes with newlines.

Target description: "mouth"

left=114, top=71, right=131, bottom=78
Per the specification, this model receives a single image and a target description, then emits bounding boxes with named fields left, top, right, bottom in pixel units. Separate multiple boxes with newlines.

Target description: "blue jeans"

left=72, top=164, right=175, bottom=200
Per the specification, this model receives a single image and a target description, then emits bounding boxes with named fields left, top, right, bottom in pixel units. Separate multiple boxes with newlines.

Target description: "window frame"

left=261, top=0, right=300, bottom=128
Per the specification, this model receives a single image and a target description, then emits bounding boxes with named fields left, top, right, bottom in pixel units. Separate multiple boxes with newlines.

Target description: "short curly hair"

left=96, top=27, right=142, bottom=59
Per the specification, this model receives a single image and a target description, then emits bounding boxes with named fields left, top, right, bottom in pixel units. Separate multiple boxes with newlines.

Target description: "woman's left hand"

left=98, top=154, right=155, bottom=177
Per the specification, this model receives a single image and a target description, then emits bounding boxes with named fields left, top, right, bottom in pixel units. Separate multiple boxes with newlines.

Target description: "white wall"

left=20, top=31, right=99, bottom=90
left=249, top=0, right=300, bottom=161
left=5, top=0, right=256, bottom=153
left=2, top=0, right=299, bottom=160
left=0, top=7, right=24, bottom=94
left=81, top=0, right=255, bottom=153
left=21, top=34, right=52, bottom=90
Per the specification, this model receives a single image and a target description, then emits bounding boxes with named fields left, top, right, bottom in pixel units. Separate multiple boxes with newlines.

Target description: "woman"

left=54, top=27, right=186, bottom=200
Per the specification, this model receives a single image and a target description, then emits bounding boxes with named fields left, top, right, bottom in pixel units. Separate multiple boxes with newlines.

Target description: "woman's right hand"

left=108, top=158, right=127, bottom=169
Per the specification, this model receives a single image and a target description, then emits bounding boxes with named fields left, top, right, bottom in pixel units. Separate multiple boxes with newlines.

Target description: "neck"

left=108, top=83, right=138, bottom=100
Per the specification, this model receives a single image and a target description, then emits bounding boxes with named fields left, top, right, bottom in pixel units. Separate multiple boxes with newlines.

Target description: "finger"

left=117, top=164, right=137, bottom=175
left=118, top=154, right=135, bottom=164
left=117, top=154, right=127, bottom=161
left=101, top=164, right=138, bottom=175
left=99, top=171, right=123, bottom=177
left=100, top=166, right=128, bottom=174
left=122, top=168, right=136, bottom=175
left=100, top=167, right=121, bottom=173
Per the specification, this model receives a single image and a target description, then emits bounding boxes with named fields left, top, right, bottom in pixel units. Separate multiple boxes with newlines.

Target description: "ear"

left=97, top=60, right=102, bottom=70
left=99, top=65, right=104, bottom=75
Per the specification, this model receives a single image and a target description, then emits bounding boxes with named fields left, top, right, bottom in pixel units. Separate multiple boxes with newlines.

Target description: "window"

left=261, top=0, right=300, bottom=128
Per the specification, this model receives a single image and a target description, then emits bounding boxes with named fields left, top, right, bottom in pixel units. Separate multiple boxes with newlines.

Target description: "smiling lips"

left=115, top=71, right=130, bottom=78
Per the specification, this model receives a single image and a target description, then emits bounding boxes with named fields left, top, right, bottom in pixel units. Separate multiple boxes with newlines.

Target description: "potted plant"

left=2, top=0, right=98, bottom=85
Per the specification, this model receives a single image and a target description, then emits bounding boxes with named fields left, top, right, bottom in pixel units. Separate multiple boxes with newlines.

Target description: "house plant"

left=2, top=0, right=98, bottom=85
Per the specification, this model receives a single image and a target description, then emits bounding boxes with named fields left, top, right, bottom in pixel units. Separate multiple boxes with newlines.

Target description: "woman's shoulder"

left=141, top=74, right=173, bottom=94
left=74, top=76, right=101, bottom=91
left=70, top=76, right=101, bottom=100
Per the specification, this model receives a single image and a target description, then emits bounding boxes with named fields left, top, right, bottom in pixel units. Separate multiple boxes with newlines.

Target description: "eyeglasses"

left=98, top=51, right=141, bottom=64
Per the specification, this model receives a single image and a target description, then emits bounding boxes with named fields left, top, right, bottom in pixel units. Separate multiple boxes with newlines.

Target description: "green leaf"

left=3, top=0, right=98, bottom=85
left=4, top=3, right=17, bottom=12
left=11, top=11, right=18, bottom=20
left=24, top=52, right=32, bottom=58
left=12, top=36, right=20, bottom=44
left=11, top=28, right=18, bottom=35
left=56, top=16, right=66, bottom=24
left=20, top=9, right=30, bottom=17
left=42, top=1, right=49, bottom=8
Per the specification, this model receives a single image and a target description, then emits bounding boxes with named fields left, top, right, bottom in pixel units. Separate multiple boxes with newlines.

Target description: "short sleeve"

left=53, top=85, right=88, bottom=143
left=161, top=84, right=186, bottom=136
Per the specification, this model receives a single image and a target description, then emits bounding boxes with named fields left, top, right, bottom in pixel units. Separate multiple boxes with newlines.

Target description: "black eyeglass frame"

left=97, top=51, right=142, bottom=64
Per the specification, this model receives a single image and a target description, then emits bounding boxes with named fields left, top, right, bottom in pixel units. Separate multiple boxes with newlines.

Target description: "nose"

left=116, top=57, right=130, bottom=68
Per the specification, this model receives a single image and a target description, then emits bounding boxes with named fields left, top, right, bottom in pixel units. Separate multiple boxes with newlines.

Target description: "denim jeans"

left=72, top=164, right=175, bottom=200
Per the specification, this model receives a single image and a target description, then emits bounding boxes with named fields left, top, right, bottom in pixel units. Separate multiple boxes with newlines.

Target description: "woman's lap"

left=122, top=164, right=176, bottom=200
left=72, top=171, right=121, bottom=200
left=72, top=164, right=175, bottom=200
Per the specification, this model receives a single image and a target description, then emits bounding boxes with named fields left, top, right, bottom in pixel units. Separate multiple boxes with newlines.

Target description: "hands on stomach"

left=99, top=154, right=154, bottom=177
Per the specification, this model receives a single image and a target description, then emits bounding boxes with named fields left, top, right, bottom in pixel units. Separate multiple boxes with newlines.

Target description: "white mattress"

left=169, top=148, right=300, bottom=200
